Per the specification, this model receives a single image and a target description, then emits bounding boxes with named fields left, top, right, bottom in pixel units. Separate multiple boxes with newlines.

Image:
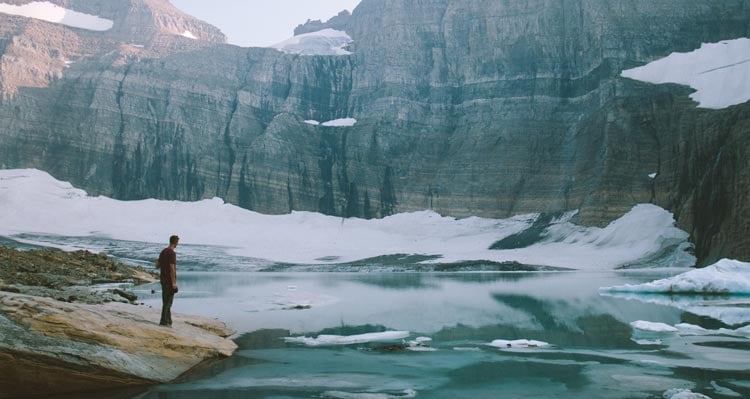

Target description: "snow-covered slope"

left=622, top=38, right=750, bottom=109
left=0, top=1, right=113, bottom=31
left=272, top=28, right=352, bottom=55
left=0, top=169, right=695, bottom=269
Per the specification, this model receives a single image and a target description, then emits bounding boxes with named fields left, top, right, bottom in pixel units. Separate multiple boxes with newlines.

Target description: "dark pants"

left=160, top=285, right=174, bottom=326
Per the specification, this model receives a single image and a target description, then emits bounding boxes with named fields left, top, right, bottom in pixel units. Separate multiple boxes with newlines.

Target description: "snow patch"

left=622, top=38, right=750, bottom=109
left=181, top=30, right=198, bottom=40
left=284, top=331, right=410, bottom=346
left=272, top=28, right=353, bottom=56
left=304, top=118, right=357, bottom=127
left=488, top=339, right=549, bottom=349
left=322, top=118, right=357, bottom=127
left=630, top=321, right=679, bottom=333
left=0, top=1, right=113, bottom=31
left=0, top=169, right=695, bottom=270
left=601, top=259, right=750, bottom=294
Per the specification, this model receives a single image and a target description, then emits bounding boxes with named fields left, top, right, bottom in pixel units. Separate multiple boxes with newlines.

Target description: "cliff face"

left=0, top=0, right=748, bottom=264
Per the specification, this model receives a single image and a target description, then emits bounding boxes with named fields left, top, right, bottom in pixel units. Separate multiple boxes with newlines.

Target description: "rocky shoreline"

left=0, top=246, right=156, bottom=304
left=0, top=245, right=238, bottom=398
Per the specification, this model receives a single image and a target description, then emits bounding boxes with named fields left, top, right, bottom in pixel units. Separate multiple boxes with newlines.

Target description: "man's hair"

left=169, top=235, right=180, bottom=245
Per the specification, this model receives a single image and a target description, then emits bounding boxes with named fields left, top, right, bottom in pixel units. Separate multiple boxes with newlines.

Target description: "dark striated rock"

left=0, top=0, right=748, bottom=264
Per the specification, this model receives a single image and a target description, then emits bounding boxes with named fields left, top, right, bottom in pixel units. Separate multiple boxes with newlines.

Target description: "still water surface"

left=91, top=271, right=750, bottom=399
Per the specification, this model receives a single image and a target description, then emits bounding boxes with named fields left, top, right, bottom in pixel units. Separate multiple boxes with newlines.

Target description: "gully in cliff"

left=157, top=235, right=180, bottom=327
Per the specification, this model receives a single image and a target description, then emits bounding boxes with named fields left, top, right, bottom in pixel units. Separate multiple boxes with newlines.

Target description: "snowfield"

left=272, top=28, right=353, bottom=55
left=0, top=169, right=696, bottom=270
left=622, top=38, right=750, bottom=109
left=0, top=1, right=113, bottom=31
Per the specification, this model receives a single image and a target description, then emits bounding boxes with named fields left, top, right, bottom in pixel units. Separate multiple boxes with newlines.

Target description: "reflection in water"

left=116, top=272, right=750, bottom=399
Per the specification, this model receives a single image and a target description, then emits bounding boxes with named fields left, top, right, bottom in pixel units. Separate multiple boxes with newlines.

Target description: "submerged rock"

left=0, top=292, right=237, bottom=398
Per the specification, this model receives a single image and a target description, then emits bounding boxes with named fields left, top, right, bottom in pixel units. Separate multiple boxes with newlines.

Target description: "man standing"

left=157, top=235, right=179, bottom=327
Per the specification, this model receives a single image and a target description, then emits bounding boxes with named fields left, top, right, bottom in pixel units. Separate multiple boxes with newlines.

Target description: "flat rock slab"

left=0, top=292, right=237, bottom=398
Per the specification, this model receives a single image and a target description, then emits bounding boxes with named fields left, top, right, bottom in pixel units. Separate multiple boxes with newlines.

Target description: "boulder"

left=0, top=292, right=237, bottom=398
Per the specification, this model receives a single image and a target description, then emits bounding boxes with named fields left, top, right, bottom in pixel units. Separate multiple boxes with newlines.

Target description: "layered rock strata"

left=0, top=0, right=748, bottom=263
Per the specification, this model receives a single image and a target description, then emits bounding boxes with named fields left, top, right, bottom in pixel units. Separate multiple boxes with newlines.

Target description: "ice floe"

left=0, top=169, right=696, bottom=270
left=632, top=339, right=663, bottom=345
left=602, top=259, right=750, bottom=294
left=622, top=38, right=750, bottom=109
left=488, top=339, right=549, bottom=349
left=630, top=321, right=679, bottom=333
left=272, top=28, right=353, bottom=56
left=284, top=331, right=410, bottom=346
left=406, top=337, right=436, bottom=352
left=0, top=1, right=113, bottom=31
left=663, top=388, right=712, bottom=399
left=631, top=321, right=750, bottom=338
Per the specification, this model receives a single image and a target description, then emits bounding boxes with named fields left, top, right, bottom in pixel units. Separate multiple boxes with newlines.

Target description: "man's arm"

left=170, top=263, right=177, bottom=290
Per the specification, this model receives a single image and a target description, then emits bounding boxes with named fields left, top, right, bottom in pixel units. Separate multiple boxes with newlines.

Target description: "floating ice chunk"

left=631, top=321, right=679, bottom=333
left=406, top=337, right=436, bottom=352
left=488, top=339, right=549, bottom=349
left=663, top=388, right=712, bottom=399
left=304, top=120, right=321, bottom=125
left=323, top=389, right=418, bottom=399
left=622, top=38, right=750, bottom=109
left=322, top=118, right=357, bottom=127
left=182, top=30, right=197, bottom=40
left=284, top=331, right=410, bottom=346
left=674, top=323, right=710, bottom=335
left=0, top=1, right=113, bottom=31
left=649, top=173, right=658, bottom=179
left=602, top=259, right=750, bottom=294
left=632, top=338, right=663, bottom=345
left=272, top=28, right=353, bottom=56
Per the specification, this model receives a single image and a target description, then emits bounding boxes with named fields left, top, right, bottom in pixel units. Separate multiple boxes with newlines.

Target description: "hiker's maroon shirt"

left=158, top=247, right=176, bottom=287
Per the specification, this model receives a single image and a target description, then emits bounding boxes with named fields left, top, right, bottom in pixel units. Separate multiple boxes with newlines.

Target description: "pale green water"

left=104, top=271, right=750, bottom=399
left=6, top=235, right=747, bottom=398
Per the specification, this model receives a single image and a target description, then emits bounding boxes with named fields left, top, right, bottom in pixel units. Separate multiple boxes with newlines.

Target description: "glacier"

left=0, top=169, right=695, bottom=270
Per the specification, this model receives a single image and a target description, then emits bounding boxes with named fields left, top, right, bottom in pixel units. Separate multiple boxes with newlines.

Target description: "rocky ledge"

left=0, top=246, right=238, bottom=398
